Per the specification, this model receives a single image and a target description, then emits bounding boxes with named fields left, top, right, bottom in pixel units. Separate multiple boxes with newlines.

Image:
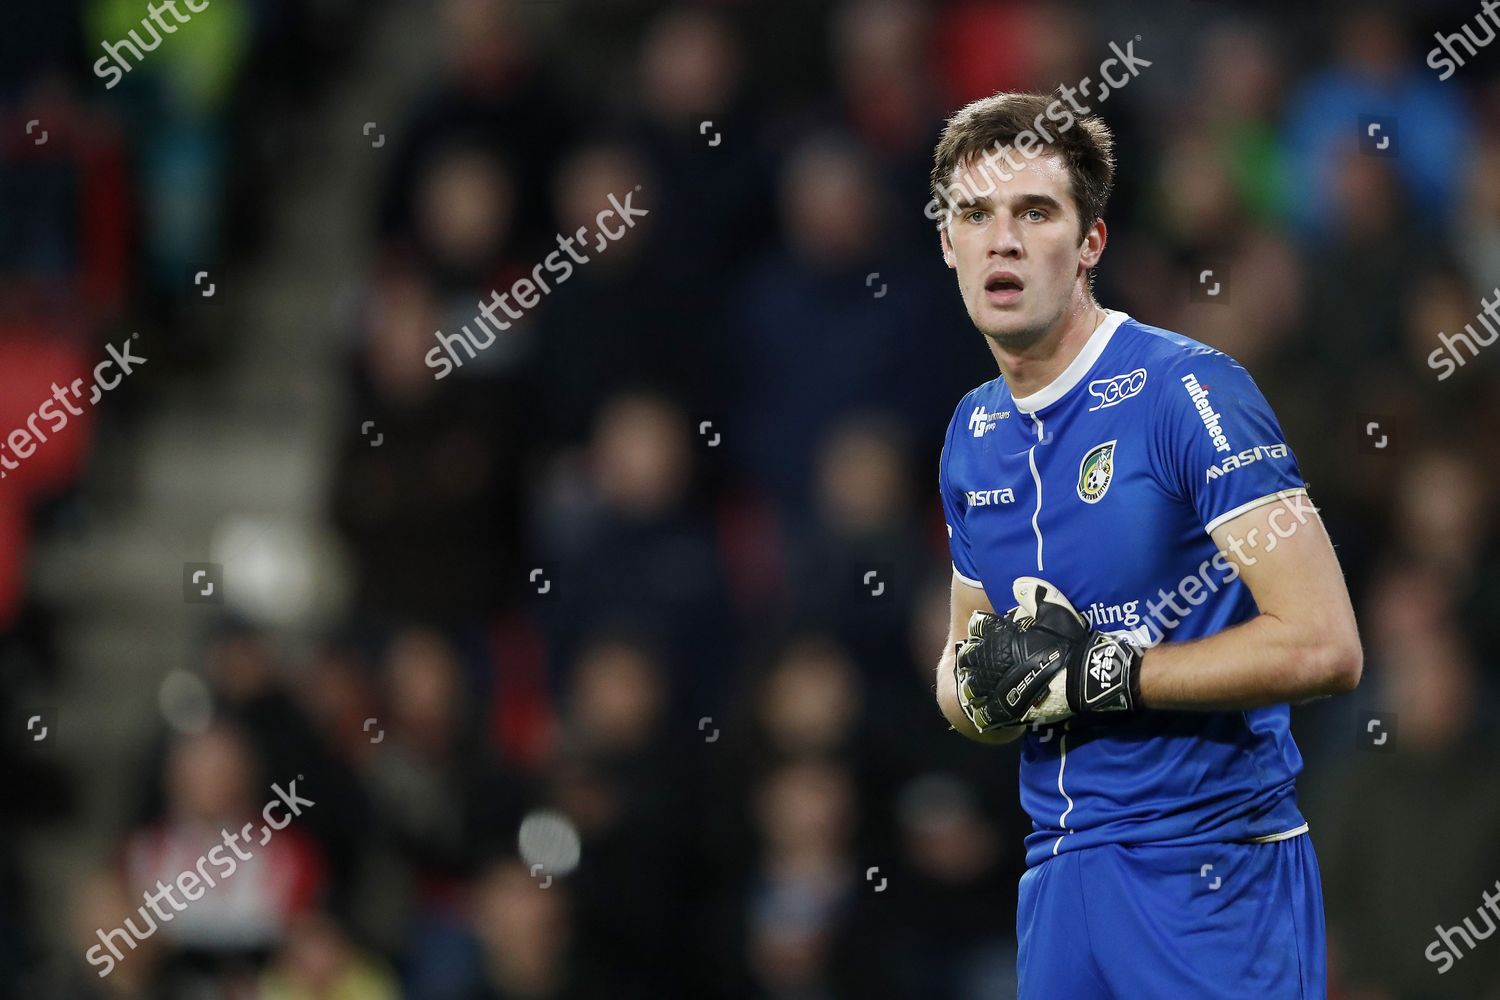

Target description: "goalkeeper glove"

left=953, top=576, right=1144, bottom=733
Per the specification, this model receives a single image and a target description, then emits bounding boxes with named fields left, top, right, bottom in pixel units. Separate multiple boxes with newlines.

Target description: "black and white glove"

left=953, top=576, right=1144, bottom=733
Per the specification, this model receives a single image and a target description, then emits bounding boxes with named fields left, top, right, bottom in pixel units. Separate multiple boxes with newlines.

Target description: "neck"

left=986, top=293, right=1105, bottom=400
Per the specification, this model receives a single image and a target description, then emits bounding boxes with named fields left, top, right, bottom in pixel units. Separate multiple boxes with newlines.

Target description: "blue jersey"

left=940, top=310, right=1311, bottom=867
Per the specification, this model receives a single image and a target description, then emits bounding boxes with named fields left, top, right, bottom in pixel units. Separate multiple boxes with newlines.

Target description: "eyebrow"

left=1013, top=194, right=1064, bottom=212
left=951, top=193, right=1066, bottom=213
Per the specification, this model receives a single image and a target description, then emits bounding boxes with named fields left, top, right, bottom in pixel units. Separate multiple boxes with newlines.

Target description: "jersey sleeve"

left=939, top=399, right=985, bottom=587
left=1152, top=351, right=1307, bottom=534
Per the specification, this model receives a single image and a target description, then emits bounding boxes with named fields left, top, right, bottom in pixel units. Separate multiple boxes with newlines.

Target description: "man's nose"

left=989, top=217, right=1023, bottom=257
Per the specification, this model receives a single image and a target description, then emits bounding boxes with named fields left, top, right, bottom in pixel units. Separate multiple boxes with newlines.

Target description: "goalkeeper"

left=929, top=91, right=1361, bottom=999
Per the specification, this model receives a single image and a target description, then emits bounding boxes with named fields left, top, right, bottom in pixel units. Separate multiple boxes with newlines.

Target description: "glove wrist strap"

left=1127, top=648, right=1145, bottom=711
left=1070, top=633, right=1144, bottom=714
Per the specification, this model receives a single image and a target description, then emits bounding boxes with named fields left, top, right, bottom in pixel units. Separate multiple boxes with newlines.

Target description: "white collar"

left=1012, top=309, right=1129, bottom=413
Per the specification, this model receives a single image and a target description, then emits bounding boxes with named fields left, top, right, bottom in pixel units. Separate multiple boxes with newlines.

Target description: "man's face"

left=939, top=151, right=1103, bottom=349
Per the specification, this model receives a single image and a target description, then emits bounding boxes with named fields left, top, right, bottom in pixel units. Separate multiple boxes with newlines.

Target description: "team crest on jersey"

left=1077, top=440, right=1116, bottom=503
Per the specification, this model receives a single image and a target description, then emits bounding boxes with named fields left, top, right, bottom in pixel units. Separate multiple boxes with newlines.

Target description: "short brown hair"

left=928, top=90, right=1115, bottom=243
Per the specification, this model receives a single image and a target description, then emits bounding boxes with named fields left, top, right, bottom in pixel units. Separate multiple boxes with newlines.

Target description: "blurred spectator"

left=1390, top=445, right=1500, bottom=665
left=1194, top=22, right=1291, bottom=227
left=1282, top=7, right=1474, bottom=242
left=258, top=912, right=398, bottom=1000
left=701, top=632, right=920, bottom=957
left=752, top=635, right=864, bottom=763
left=737, top=759, right=859, bottom=998
left=533, top=391, right=733, bottom=713
left=413, top=143, right=519, bottom=295
left=129, top=627, right=373, bottom=922
left=532, top=634, right=687, bottom=996
left=557, top=633, right=668, bottom=759
left=65, top=870, right=162, bottom=998
left=294, top=640, right=382, bottom=771
left=794, top=416, right=929, bottom=704
left=624, top=6, right=773, bottom=304
left=84, top=0, right=253, bottom=292
left=1305, top=151, right=1415, bottom=369
left=122, top=725, right=325, bottom=991
left=360, top=629, right=517, bottom=892
left=731, top=135, right=957, bottom=533
left=1398, top=267, right=1496, bottom=396
left=379, top=0, right=572, bottom=261
left=408, top=857, right=604, bottom=1000
left=471, top=859, right=591, bottom=999
left=1314, top=562, right=1500, bottom=999
left=836, top=773, right=1018, bottom=998
left=332, top=263, right=524, bottom=623
left=530, top=143, right=711, bottom=445
left=820, top=0, right=945, bottom=248
left=1392, top=448, right=1490, bottom=584
left=199, top=626, right=328, bottom=805
left=1459, top=137, right=1500, bottom=293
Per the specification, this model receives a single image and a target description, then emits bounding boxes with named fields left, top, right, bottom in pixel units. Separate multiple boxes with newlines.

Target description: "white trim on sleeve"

left=1203, top=487, right=1310, bottom=535
left=953, top=566, right=985, bottom=589
left=1242, top=823, right=1309, bottom=844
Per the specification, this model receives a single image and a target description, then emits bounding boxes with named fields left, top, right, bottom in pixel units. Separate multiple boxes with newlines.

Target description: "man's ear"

left=1079, top=218, right=1107, bottom=272
left=939, top=219, right=956, bottom=270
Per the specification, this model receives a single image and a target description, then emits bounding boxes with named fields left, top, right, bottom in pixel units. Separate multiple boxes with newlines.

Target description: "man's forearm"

left=1137, top=611, right=1361, bottom=711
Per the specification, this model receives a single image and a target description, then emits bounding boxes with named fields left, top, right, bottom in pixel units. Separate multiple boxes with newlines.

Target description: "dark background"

left=3, top=0, right=1499, bottom=997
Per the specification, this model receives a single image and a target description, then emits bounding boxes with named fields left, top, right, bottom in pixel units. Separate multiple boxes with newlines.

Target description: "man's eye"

left=1023, top=209, right=1047, bottom=222
left=965, top=210, right=987, bottom=223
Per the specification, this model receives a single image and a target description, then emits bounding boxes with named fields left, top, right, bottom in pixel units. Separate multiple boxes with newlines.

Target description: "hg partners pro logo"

left=968, top=404, right=1009, bottom=438
left=1077, top=440, right=1116, bottom=503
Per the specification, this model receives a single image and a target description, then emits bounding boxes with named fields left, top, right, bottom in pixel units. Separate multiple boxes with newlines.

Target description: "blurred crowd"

left=6, top=0, right=1500, bottom=998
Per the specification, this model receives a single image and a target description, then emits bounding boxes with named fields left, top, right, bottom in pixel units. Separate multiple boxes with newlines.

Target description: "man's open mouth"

left=984, top=273, right=1024, bottom=299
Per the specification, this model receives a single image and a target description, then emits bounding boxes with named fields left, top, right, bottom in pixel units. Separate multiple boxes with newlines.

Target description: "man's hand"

left=936, top=573, right=1025, bottom=744
left=953, top=577, right=1144, bottom=732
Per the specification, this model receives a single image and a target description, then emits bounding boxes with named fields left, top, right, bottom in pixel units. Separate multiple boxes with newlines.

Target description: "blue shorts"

left=1017, top=835, right=1326, bottom=999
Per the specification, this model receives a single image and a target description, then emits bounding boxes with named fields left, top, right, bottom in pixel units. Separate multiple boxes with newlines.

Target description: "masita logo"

left=1180, top=373, right=1231, bottom=453
left=966, top=488, right=1016, bottom=506
left=1205, top=443, right=1289, bottom=482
